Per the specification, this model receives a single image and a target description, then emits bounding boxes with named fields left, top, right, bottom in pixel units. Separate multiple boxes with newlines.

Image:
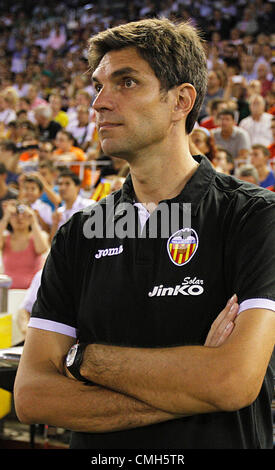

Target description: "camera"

left=16, top=204, right=25, bottom=214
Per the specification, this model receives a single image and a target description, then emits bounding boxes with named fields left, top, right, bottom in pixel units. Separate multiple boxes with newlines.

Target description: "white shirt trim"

left=239, top=298, right=275, bottom=314
left=28, top=317, right=77, bottom=338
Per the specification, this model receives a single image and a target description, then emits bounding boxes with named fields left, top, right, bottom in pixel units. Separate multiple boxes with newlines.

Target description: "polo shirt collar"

left=120, top=155, right=215, bottom=216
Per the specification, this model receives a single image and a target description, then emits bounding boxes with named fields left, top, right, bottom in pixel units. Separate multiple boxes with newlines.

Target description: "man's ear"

left=172, top=83, right=197, bottom=122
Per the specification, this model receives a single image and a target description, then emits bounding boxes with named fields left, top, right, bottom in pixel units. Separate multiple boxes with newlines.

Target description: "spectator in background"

left=0, top=200, right=48, bottom=289
left=212, top=109, right=250, bottom=160
left=240, top=54, right=257, bottom=83
left=49, top=92, right=69, bottom=128
left=239, top=94, right=273, bottom=147
left=53, top=130, right=91, bottom=189
left=189, top=127, right=217, bottom=163
left=0, top=92, right=17, bottom=126
left=0, top=140, right=21, bottom=186
left=50, top=171, right=93, bottom=240
left=12, top=72, right=30, bottom=98
left=18, top=131, right=40, bottom=171
left=19, top=174, right=52, bottom=231
left=67, top=105, right=97, bottom=152
left=37, top=139, right=55, bottom=162
left=200, top=69, right=225, bottom=119
left=235, top=164, right=259, bottom=185
left=34, top=104, right=62, bottom=141
left=31, top=161, right=61, bottom=211
left=27, top=84, right=47, bottom=110
left=250, top=144, right=275, bottom=190
left=0, top=163, right=18, bottom=218
left=200, top=97, right=227, bottom=130
left=256, top=62, right=272, bottom=98
left=212, top=147, right=234, bottom=175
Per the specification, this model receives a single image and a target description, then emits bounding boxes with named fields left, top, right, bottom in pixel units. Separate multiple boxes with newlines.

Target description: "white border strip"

left=28, top=317, right=77, bottom=338
left=239, top=298, right=275, bottom=314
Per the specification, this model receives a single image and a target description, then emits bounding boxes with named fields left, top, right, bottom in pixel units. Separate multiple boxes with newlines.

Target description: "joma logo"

left=95, top=245, right=123, bottom=259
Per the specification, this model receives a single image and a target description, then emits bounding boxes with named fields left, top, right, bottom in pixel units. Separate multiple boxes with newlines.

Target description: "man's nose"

left=92, top=86, right=115, bottom=112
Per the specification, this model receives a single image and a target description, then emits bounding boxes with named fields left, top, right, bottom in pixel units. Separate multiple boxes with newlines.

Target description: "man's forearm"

left=80, top=343, right=222, bottom=415
left=15, top=368, right=182, bottom=433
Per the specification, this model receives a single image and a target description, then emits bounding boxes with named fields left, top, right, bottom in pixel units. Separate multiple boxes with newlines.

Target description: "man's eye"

left=94, top=84, right=102, bottom=93
left=124, top=78, right=136, bottom=88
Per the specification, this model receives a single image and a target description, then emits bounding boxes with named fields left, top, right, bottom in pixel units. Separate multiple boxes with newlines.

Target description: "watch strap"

left=66, top=342, right=90, bottom=382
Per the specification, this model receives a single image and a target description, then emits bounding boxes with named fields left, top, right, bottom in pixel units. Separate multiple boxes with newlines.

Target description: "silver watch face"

left=66, top=344, right=78, bottom=367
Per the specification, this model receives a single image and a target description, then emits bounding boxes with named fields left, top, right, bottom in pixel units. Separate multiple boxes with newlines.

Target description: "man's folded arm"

left=14, top=328, right=186, bottom=433
left=79, top=307, right=275, bottom=414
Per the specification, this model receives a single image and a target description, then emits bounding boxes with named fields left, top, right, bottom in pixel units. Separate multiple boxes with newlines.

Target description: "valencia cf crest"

left=167, top=228, right=198, bottom=266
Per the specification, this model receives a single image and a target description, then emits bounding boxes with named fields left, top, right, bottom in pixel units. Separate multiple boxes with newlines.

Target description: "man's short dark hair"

left=88, top=18, right=208, bottom=134
left=217, top=109, right=235, bottom=120
left=24, top=175, right=43, bottom=192
left=58, top=171, right=81, bottom=186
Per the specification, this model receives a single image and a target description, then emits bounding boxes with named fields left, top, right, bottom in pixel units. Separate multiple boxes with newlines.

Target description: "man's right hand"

left=204, top=294, right=239, bottom=347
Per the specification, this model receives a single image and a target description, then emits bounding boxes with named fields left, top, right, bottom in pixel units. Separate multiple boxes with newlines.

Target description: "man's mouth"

left=98, top=122, right=122, bottom=130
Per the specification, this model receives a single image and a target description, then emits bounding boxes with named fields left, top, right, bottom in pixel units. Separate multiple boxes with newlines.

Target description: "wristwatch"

left=65, top=342, right=89, bottom=382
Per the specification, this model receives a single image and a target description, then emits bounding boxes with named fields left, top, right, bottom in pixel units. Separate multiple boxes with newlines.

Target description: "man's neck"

left=252, top=112, right=262, bottom=122
left=129, top=139, right=199, bottom=209
left=221, top=128, right=233, bottom=139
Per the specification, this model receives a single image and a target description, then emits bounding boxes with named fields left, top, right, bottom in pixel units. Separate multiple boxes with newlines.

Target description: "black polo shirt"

left=30, top=155, right=275, bottom=449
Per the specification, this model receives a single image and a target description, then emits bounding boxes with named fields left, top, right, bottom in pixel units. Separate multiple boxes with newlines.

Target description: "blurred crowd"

left=0, top=0, right=274, bottom=334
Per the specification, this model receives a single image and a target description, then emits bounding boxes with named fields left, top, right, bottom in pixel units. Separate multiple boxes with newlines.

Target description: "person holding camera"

left=0, top=200, right=49, bottom=288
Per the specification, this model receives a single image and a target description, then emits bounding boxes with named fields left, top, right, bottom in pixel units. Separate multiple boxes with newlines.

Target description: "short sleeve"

left=29, top=224, right=78, bottom=338
left=225, top=199, right=275, bottom=313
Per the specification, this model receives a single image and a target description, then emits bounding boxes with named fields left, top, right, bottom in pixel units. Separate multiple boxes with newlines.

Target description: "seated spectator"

left=239, top=94, right=273, bottom=147
left=0, top=163, right=18, bottom=218
left=256, top=62, right=272, bottom=98
left=18, top=130, right=40, bottom=171
left=0, top=140, right=21, bottom=186
left=240, top=54, right=257, bottom=83
left=32, top=160, right=61, bottom=211
left=212, top=147, right=234, bottom=175
left=49, top=92, right=69, bottom=128
left=235, top=164, right=259, bottom=185
left=190, top=127, right=217, bottom=162
left=37, top=139, right=55, bottom=162
left=19, top=174, right=52, bottom=231
left=67, top=105, right=97, bottom=152
left=250, top=144, right=275, bottom=190
left=50, top=171, right=93, bottom=240
left=0, top=200, right=49, bottom=289
left=212, top=109, right=251, bottom=160
left=16, top=120, right=37, bottom=147
left=53, top=130, right=91, bottom=189
left=200, top=98, right=227, bottom=130
left=0, top=92, right=17, bottom=126
left=12, top=72, right=30, bottom=98
left=27, top=84, right=47, bottom=110
left=246, top=79, right=262, bottom=100
left=200, top=69, right=225, bottom=120
left=34, top=104, right=62, bottom=141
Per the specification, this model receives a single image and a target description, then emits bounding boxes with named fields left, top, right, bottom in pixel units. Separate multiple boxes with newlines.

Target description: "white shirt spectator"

left=67, top=121, right=96, bottom=148
left=31, top=199, right=53, bottom=226
left=57, top=195, right=94, bottom=229
left=0, top=109, right=17, bottom=125
left=239, top=112, right=273, bottom=147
